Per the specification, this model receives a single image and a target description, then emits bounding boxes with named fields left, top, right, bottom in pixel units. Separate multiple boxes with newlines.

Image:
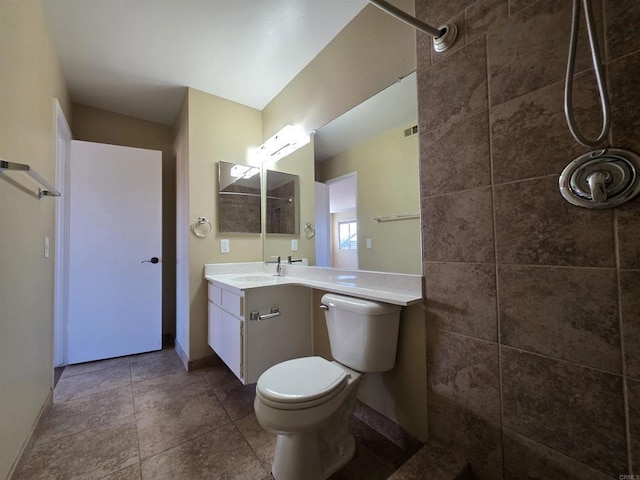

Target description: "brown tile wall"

left=416, top=0, right=640, bottom=477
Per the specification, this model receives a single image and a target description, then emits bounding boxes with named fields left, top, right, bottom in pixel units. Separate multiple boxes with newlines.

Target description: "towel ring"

left=304, top=222, right=315, bottom=239
left=191, top=217, right=213, bottom=238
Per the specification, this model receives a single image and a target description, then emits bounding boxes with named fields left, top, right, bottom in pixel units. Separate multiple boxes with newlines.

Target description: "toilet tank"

left=321, top=293, right=402, bottom=373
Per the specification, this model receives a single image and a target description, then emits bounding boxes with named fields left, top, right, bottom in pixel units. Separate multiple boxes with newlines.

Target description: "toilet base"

left=271, top=429, right=356, bottom=480
left=269, top=376, right=360, bottom=480
left=255, top=361, right=363, bottom=480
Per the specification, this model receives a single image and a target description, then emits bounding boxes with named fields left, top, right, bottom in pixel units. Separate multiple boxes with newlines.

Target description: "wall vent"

left=404, top=125, right=418, bottom=137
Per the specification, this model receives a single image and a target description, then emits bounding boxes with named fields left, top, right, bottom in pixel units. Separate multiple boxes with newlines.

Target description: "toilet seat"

left=256, top=357, right=349, bottom=410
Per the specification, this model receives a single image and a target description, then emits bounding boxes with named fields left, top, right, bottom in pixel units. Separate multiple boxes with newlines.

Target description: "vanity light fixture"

left=230, top=164, right=260, bottom=179
left=255, top=125, right=310, bottom=163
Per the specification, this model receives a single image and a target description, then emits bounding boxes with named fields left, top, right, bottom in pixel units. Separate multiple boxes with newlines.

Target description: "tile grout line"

left=501, top=425, right=619, bottom=478
left=198, top=368, right=247, bottom=444
left=422, top=260, right=631, bottom=270
left=130, top=363, right=144, bottom=478
left=484, top=26, right=507, bottom=480
left=607, top=45, right=640, bottom=66
left=138, top=422, right=236, bottom=465
left=614, top=207, right=633, bottom=474
left=231, top=412, right=272, bottom=475
left=420, top=173, right=558, bottom=200
left=433, top=326, right=629, bottom=378
left=601, top=0, right=633, bottom=468
left=36, top=385, right=134, bottom=448
left=603, top=0, right=633, bottom=470
left=131, top=363, right=239, bottom=470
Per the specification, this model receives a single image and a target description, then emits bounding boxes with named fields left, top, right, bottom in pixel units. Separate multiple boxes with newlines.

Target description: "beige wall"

left=183, top=88, right=263, bottom=360
left=0, top=0, right=70, bottom=477
left=263, top=141, right=316, bottom=264
left=71, top=103, right=177, bottom=340
left=262, top=1, right=416, bottom=140
left=317, top=123, right=421, bottom=274
left=173, top=96, right=190, bottom=357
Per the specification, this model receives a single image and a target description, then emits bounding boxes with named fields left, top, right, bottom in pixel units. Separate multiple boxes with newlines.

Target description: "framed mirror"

left=265, top=170, right=299, bottom=234
left=218, top=161, right=261, bottom=233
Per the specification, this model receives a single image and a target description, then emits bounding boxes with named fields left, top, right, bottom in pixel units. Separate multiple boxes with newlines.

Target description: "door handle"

left=142, top=257, right=160, bottom=264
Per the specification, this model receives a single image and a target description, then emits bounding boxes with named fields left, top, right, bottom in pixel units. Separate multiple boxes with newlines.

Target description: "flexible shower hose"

left=564, top=0, right=611, bottom=147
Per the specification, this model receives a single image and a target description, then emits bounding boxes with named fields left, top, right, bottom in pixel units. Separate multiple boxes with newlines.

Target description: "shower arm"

left=367, top=0, right=457, bottom=52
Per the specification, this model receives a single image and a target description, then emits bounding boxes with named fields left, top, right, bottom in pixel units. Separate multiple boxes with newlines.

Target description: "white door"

left=66, top=140, right=162, bottom=364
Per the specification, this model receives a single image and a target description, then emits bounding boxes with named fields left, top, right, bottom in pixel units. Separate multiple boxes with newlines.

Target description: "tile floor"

left=16, top=349, right=424, bottom=480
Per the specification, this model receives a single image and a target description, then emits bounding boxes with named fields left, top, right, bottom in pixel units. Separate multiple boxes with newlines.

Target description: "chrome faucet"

left=266, top=256, right=282, bottom=276
left=287, top=256, right=303, bottom=264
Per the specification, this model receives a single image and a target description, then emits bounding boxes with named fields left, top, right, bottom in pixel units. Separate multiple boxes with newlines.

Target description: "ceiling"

left=42, top=0, right=368, bottom=126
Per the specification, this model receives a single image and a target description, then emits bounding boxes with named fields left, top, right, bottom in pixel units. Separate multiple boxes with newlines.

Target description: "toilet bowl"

left=255, top=357, right=362, bottom=480
left=254, top=294, right=402, bottom=480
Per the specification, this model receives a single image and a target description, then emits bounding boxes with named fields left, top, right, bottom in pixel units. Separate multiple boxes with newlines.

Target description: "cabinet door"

left=221, top=289, right=243, bottom=317
left=208, top=302, right=223, bottom=354
left=244, top=286, right=313, bottom=383
left=222, top=311, right=243, bottom=380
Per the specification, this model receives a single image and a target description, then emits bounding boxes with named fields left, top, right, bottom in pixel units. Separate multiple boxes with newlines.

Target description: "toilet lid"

left=257, top=357, right=347, bottom=404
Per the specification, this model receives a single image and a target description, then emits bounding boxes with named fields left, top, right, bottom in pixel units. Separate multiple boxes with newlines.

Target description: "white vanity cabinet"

left=208, top=281, right=313, bottom=384
left=207, top=283, right=243, bottom=379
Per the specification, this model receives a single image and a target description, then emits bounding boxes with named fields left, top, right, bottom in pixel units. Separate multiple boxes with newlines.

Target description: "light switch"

left=291, top=239, right=298, bottom=251
left=44, top=237, right=50, bottom=258
left=220, top=239, right=230, bottom=253
left=366, top=238, right=372, bottom=249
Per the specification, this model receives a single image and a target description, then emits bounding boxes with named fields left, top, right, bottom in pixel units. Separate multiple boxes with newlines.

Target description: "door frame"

left=324, top=172, right=358, bottom=269
left=314, top=181, right=330, bottom=267
left=53, top=100, right=72, bottom=367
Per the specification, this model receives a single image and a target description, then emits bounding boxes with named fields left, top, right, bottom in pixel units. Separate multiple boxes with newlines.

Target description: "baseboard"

left=174, top=340, right=189, bottom=370
left=353, top=400, right=422, bottom=452
left=162, top=333, right=175, bottom=347
left=7, top=389, right=53, bottom=480
left=187, top=353, right=220, bottom=371
left=174, top=341, right=220, bottom=372
left=53, top=366, right=65, bottom=388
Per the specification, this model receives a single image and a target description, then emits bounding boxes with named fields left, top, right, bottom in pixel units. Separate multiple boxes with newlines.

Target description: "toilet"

left=253, top=293, right=402, bottom=480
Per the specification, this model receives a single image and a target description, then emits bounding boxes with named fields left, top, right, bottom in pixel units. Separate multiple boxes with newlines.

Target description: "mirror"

left=218, top=161, right=261, bottom=233
left=262, top=141, right=316, bottom=263
left=266, top=170, right=299, bottom=234
left=314, top=72, right=421, bottom=275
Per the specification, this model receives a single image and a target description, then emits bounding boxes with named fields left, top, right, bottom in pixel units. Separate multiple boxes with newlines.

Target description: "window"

left=338, top=220, right=357, bottom=250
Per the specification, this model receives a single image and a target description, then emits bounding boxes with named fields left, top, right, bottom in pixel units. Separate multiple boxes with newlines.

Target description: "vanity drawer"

left=221, top=289, right=243, bottom=318
left=208, top=283, right=222, bottom=305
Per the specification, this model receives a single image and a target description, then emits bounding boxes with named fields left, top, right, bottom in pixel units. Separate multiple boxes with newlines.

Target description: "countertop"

left=204, top=263, right=423, bottom=306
